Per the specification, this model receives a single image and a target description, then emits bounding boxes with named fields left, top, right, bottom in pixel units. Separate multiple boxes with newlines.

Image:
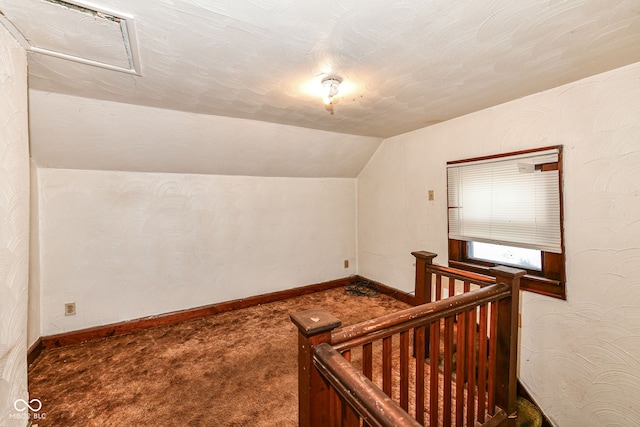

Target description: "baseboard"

left=41, top=277, right=352, bottom=351
left=354, top=275, right=417, bottom=306
left=27, top=338, right=43, bottom=367
left=517, top=379, right=554, bottom=427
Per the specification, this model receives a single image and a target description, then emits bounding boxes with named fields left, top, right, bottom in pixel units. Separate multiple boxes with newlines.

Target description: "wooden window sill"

left=448, top=260, right=566, bottom=300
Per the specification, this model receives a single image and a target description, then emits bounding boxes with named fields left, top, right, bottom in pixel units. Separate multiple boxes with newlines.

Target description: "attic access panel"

left=0, top=0, right=140, bottom=74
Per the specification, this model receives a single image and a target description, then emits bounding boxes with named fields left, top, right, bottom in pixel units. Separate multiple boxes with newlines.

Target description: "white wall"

left=357, top=62, right=640, bottom=426
left=28, top=162, right=41, bottom=348
left=0, top=25, right=30, bottom=427
left=37, top=169, right=356, bottom=335
left=28, top=90, right=382, bottom=178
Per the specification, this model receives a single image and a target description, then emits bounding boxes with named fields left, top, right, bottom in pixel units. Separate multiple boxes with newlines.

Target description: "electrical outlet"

left=65, top=302, right=76, bottom=316
left=428, top=190, right=434, bottom=201
left=344, top=259, right=349, bottom=268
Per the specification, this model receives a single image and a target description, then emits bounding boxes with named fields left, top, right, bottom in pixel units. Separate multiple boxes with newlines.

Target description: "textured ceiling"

left=2, top=0, right=640, bottom=176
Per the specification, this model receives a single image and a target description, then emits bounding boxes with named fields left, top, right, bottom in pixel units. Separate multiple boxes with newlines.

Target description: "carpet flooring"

left=28, top=287, right=410, bottom=426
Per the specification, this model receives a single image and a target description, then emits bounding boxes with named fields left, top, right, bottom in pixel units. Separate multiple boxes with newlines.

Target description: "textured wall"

left=28, top=90, right=382, bottom=178
left=28, top=162, right=41, bottom=348
left=37, top=170, right=356, bottom=335
left=0, top=25, right=30, bottom=427
left=358, top=62, right=640, bottom=426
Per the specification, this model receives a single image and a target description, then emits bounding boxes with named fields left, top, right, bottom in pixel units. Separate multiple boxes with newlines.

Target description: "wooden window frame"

left=447, top=146, right=566, bottom=300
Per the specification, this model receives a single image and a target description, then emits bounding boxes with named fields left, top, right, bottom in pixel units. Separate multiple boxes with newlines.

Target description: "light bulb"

left=322, top=78, right=341, bottom=105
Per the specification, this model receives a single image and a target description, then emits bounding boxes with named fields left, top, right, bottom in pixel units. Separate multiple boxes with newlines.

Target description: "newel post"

left=490, top=266, right=526, bottom=426
left=412, top=251, right=437, bottom=305
left=290, top=309, right=342, bottom=427
left=412, top=251, right=438, bottom=357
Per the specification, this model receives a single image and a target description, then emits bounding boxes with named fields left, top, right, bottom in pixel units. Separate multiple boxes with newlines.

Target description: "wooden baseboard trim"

left=354, top=275, right=417, bottom=306
left=41, top=277, right=352, bottom=351
left=517, top=379, right=554, bottom=427
left=27, top=338, right=43, bottom=367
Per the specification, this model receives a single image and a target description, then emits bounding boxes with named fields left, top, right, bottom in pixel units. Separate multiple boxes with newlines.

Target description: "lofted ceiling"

left=2, top=0, right=640, bottom=177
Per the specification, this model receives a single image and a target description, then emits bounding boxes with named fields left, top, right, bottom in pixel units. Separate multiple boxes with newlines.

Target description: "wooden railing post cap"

left=411, top=251, right=438, bottom=261
left=489, top=265, right=527, bottom=279
left=290, top=309, right=341, bottom=337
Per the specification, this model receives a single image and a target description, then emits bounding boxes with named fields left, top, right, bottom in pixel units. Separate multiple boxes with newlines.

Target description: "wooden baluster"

left=431, top=275, right=444, bottom=424
left=487, top=301, right=498, bottom=417
left=415, top=325, right=426, bottom=425
left=491, top=266, right=525, bottom=426
left=400, top=330, right=410, bottom=411
left=382, top=336, right=393, bottom=397
left=462, top=281, right=470, bottom=383
left=362, top=342, right=373, bottom=380
left=466, top=307, right=477, bottom=426
left=477, top=303, right=489, bottom=423
left=443, top=315, right=454, bottom=427
left=429, top=321, right=440, bottom=427
left=290, top=309, right=342, bottom=427
left=362, top=343, right=374, bottom=427
left=455, top=311, right=466, bottom=427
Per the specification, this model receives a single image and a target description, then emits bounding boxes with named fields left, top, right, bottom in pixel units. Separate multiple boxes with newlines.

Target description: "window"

left=468, top=241, right=542, bottom=271
left=447, top=146, right=566, bottom=299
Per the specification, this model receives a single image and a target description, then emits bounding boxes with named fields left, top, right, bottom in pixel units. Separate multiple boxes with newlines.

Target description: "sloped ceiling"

left=2, top=0, right=640, bottom=177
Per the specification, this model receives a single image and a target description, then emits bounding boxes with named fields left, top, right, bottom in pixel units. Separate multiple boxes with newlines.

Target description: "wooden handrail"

left=331, top=282, right=510, bottom=351
left=292, top=251, right=526, bottom=427
left=426, top=263, right=495, bottom=286
left=314, top=343, right=421, bottom=427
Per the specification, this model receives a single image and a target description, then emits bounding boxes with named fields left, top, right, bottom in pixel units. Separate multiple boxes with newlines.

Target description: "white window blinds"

left=447, top=149, right=562, bottom=253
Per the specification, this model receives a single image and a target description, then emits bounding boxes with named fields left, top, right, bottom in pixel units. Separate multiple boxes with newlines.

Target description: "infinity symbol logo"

left=14, top=398, right=43, bottom=412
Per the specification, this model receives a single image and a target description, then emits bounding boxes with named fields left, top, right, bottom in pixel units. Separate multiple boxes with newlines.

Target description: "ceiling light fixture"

left=321, top=76, right=342, bottom=105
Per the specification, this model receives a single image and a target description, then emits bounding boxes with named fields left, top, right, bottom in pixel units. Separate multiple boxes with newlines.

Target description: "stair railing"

left=291, top=251, right=524, bottom=427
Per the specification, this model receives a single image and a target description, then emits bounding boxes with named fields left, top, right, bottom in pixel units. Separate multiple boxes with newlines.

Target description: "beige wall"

left=28, top=90, right=382, bottom=178
left=36, top=169, right=356, bottom=335
left=357, top=62, right=640, bottom=426
left=0, top=25, right=30, bottom=427
left=28, top=162, right=41, bottom=348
